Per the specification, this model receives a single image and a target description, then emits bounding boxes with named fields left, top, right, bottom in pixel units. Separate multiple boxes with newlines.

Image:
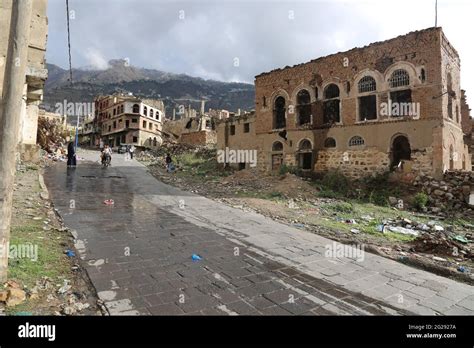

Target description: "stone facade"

left=163, top=115, right=216, bottom=146
left=216, top=111, right=258, bottom=170
left=0, top=0, right=48, bottom=158
left=250, top=27, right=471, bottom=179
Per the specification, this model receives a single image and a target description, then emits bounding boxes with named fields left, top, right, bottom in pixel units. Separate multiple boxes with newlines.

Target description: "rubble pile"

left=413, top=171, right=474, bottom=213
left=37, top=118, right=68, bottom=161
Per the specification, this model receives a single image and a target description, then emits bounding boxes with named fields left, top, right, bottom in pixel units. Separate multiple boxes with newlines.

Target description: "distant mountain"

left=43, top=60, right=255, bottom=116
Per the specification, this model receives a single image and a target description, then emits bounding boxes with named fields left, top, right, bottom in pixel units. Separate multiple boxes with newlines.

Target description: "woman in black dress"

left=67, top=141, right=76, bottom=167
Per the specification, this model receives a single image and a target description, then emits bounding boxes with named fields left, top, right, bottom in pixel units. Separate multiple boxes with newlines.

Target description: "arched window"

left=349, top=136, right=365, bottom=147
left=143, top=106, right=148, bottom=116
left=299, top=139, right=312, bottom=151
left=324, top=137, right=336, bottom=148
left=132, top=104, right=139, bottom=113
left=149, top=108, right=153, bottom=117
left=389, top=69, right=410, bottom=88
left=358, top=76, right=377, bottom=121
left=153, top=137, right=157, bottom=146
left=296, top=89, right=311, bottom=125
left=120, top=105, right=124, bottom=114
left=156, top=111, right=160, bottom=120
left=389, top=69, right=412, bottom=117
left=358, top=76, right=376, bottom=93
left=113, top=108, right=116, bottom=116
left=272, top=141, right=283, bottom=152
left=323, top=84, right=340, bottom=123
left=273, top=96, right=286, bottom=129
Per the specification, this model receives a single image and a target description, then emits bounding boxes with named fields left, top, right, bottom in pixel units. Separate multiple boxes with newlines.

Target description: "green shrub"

left=413, top=192, right=428, bottom=210
left=321, top=170, right=350, bottom=195
left=328, top=202, right=354, bottom=213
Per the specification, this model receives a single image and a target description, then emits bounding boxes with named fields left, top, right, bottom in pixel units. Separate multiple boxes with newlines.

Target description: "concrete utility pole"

left=0, top=0, right=33, bottom=282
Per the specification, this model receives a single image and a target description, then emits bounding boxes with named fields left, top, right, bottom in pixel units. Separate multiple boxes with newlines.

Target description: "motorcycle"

left=101, top=153, right=111, bottom=167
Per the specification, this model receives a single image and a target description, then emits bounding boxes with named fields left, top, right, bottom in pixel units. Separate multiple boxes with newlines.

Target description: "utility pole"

left=0, top=0, right=33, bottom=282
left=435, top=0, right=438, bottom=27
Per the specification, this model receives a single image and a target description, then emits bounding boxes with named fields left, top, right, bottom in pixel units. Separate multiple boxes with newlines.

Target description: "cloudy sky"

left=46, top=0, right=474, bottom=98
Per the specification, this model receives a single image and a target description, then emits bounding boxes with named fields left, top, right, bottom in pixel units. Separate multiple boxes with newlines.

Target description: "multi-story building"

left=94, top=94, right=165, bottom=148
left=237, top=27, right=471, bottom=179
left=0, top=0, right=48, bottom=160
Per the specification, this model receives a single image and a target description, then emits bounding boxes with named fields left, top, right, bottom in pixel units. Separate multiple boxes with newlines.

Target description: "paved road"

left=43, top=150, right=474, bottom=315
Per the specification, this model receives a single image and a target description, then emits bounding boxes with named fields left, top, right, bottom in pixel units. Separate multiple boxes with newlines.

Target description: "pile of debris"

left=37, top=117, right=68, bottom=154
left=413, top=171, right=474, bottom=213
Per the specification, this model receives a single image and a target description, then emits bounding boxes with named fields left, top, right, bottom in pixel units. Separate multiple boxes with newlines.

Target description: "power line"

left=66, top=0, right=73, bottom=85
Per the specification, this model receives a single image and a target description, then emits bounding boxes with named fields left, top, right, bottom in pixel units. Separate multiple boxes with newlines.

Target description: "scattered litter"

left=65, top=250, right=75, bottom=257
left=457, top=266, right=467, bottom=273
left=292, top=223, right=305, bottom=228
left=345, top=219, right=357, bottom=224
left=433, top=225, right=444, bottom=232
left=191, top=254, right=202, bottom=262
left=387, top=226, right=419, bottom=237
left=452, top=235, right=469, bottom=244
left=57, top=280, right=71, bottom=295
left=376, top=224, right=386, bottom=233
left=432, top=256, right=447, bottom=262
left=103, top=199, right=114, bottom=205
left=350, top=228, right=360, bottom=234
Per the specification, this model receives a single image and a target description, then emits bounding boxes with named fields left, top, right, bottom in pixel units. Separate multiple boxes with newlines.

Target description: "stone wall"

left=314, top=148, right=389, bottom=179
left=180, top=130, right=216, bottom=146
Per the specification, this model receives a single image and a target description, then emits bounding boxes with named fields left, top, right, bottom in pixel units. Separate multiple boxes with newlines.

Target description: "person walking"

left=129, top=144, right=135, bottom=159
left=99, top=139, right=104, bottom=152
left=67, top=140, right=76, bottom=168
left=165, top=153, right=173, bottom=172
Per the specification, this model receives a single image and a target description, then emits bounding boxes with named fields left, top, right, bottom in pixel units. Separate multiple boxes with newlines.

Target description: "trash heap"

left=413, top=171, right=474, bottom=213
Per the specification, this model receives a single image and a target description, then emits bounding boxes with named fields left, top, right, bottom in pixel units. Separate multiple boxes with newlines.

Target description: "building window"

left=421, top=68, right=426, bottom=83
left=132, top=118, right=138, bottom=123
left=143, top=120, right=147, bottom=128
left=297, top=139, right=312, bottom=170
left=113, top=108, right=116, bottom=116
left=358, top=76, right=377, bottom=121
left=349, top=136, right=365, bottom=146
left=272, top=141, right=283, bottom=152
left=262, top=96, right=267, bottom=107
left=133, top=136, right=138, bottom=143
left=324, top=137, right=336, bottom=148
left=149, top=123, right=152, bottom=130
left=296, top=89, right=311, bottom=125
left=323, top=84, right=340, bottom=123
left=447, top=73, right=453, bottom=119
left=132, top=104, right=139, bottom=113
left=113, top=121, right=116, bottom=129
left=358, top=76, right=376, bottom=93
left=389, top=89, right=412, bottom=117
left=230, top=125, right=235, bottom=135
left=120, top=105, right=124, bottom=114
left=273, top=96, right=286, bottom=129
left=156, top=111, right=160, bottom=120
left=244, top=123, right=250, bottom=133
left=149, top=108, right=153, bottom=117
left=389, top=69, right=410, bottom=88
left=144, top=106, right=147, bottom=116
left=359, top=95, right=377, bottom=121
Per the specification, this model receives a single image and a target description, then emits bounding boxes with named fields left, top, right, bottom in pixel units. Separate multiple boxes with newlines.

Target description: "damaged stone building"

left=240, top=27, right=471, bottom=179
left=0, top=0, right=48, bottom=161
left=94, top=94, right=165, bottom=148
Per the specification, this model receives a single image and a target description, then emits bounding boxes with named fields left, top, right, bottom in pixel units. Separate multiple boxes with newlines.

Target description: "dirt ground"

left=146, top=161, right=474, bottom=285
left=0, top=163, right=101, bottom=316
